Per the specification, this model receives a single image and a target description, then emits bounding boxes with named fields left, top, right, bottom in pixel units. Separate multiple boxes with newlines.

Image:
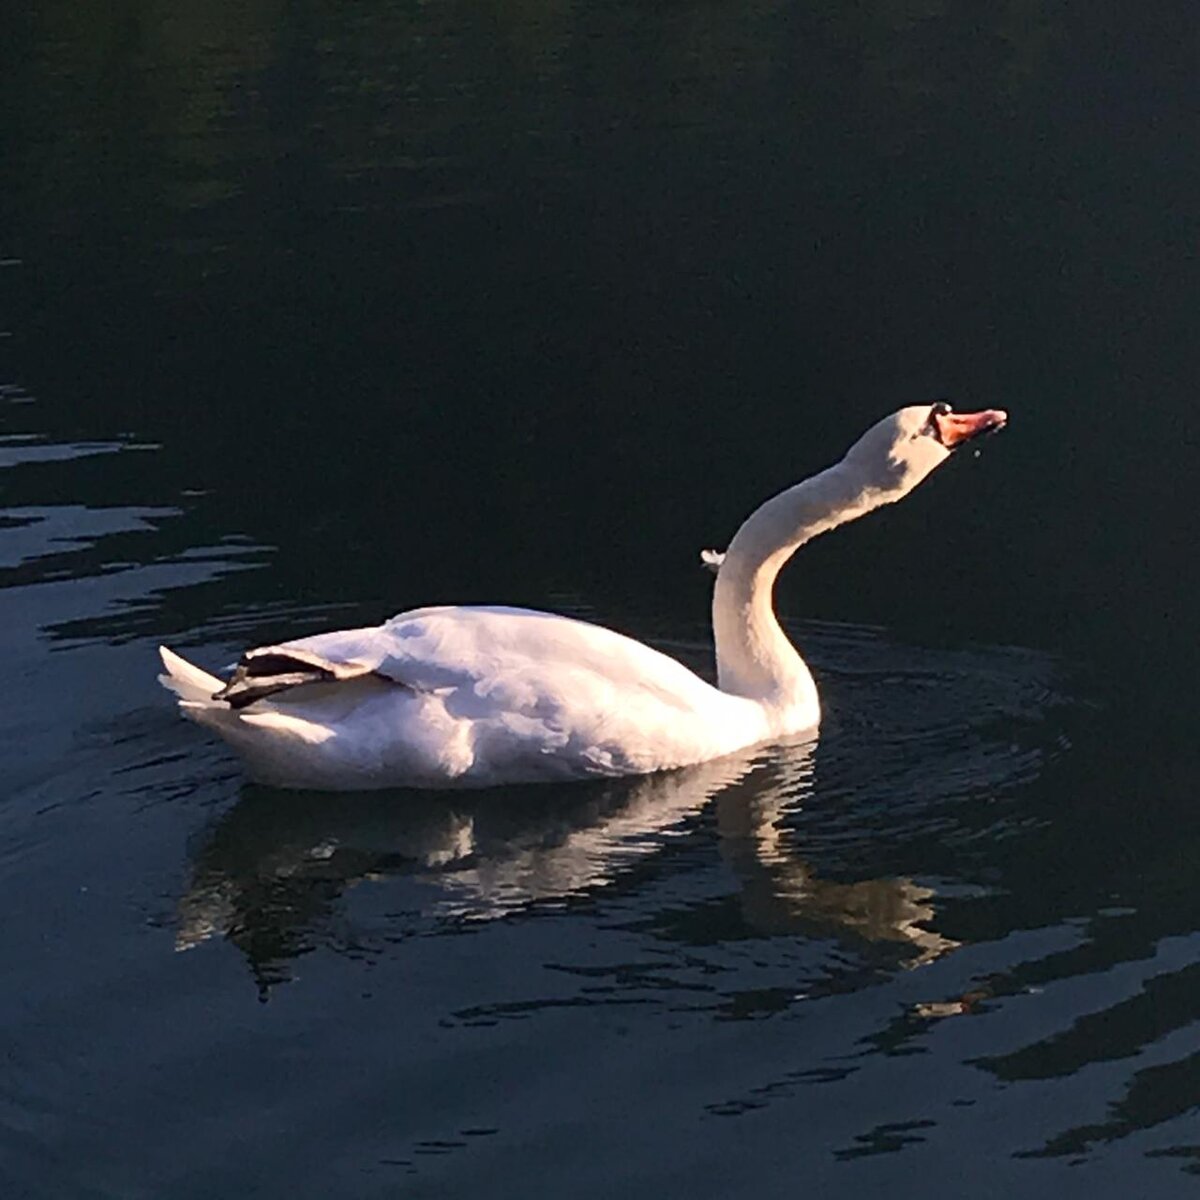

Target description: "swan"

left=159, top=402, right=1006, bottom=790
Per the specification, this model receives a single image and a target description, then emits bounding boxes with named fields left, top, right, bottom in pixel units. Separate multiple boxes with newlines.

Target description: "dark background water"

left=2, top=1, right=1198, bottom=1196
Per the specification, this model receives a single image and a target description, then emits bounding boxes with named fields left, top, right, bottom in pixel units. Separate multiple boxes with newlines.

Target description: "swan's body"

left=160, top=403, right=1005, bottom=790
left=160, top=607, right=781, bottom=789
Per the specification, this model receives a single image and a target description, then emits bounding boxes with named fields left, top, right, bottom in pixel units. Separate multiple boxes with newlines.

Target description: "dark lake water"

left=3, top=1, right=1198, bottom=1195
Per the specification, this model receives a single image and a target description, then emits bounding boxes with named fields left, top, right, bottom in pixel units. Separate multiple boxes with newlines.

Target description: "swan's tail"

left=158, top=646, right=342, bottom=778
left=158, top=646, right=246, bottom=736
left=158, top=646, right=225, bottom=705
left=158, top=648, right=393, bottom=787
left=158, top=645, right=368, bottom=712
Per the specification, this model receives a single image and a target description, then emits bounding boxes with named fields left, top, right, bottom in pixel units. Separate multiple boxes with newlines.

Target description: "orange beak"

left=934, top=408, right=1008, bottom=448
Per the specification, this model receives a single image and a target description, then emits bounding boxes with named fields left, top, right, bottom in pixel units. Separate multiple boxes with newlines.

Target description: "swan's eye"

left=923, top=401, right=952, bottom=442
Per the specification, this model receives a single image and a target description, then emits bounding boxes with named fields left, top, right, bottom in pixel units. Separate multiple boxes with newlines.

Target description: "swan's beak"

left=934, top=408, right=1008, bottom=449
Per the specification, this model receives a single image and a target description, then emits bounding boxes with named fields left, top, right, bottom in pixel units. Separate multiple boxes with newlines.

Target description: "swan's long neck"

left=712, top=457, right=886, bottom=707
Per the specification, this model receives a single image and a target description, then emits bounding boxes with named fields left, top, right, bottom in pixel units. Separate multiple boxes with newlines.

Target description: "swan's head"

left=844, top=402, right=1008, bottom=495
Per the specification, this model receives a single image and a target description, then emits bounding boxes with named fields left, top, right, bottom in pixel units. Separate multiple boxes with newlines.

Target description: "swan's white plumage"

left=161, top=606, right=777, bottom=789
left=159, top=403, right=1005, bottom=791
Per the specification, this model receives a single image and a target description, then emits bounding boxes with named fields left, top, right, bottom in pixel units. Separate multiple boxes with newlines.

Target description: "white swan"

left=159, top=403, right=1006, bottom=790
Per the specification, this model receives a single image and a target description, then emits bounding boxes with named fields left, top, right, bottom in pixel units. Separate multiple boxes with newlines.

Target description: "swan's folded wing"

left=278, top=604, right=720, bottom=716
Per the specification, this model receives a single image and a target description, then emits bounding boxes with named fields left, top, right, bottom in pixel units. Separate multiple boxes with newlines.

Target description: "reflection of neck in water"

left=177, top=741, right=956, bottom=974
left=714, top=778, right=958, bottom=965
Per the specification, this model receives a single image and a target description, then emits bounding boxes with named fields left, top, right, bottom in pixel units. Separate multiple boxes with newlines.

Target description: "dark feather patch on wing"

left=214, top=647, right=375, bottom=709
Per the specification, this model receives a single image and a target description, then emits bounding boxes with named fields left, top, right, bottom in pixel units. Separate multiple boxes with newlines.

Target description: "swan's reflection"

left=178, top=742, right=957, bottom=981
left=713, top=782, right=957, bottom=966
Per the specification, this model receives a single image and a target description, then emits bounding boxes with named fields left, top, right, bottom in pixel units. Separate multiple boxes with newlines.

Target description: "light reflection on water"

left=176, top=739, right=963, bottom=973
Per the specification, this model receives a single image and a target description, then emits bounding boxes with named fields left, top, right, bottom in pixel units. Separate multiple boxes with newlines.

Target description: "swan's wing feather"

left=277, top=605, right=721, bottom=718
left=380, top=606, right=717, bottom=708
left=217, top=643, right=379, bottom=708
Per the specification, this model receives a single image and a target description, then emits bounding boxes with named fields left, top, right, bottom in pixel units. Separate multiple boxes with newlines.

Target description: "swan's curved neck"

left=713, top=458, right=883, bottom=707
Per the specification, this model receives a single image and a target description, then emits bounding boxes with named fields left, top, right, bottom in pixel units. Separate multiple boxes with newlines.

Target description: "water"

left=3, top=2, right=1198, bottom=1196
